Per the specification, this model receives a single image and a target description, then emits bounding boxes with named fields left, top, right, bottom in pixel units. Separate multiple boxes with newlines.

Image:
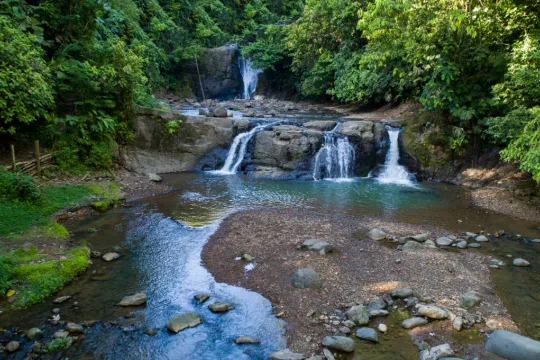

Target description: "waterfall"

left=239, top=57, right=262, bottom=99
left=313, top=125, right=355, bottom=181
left=377, top=126, right=415, bottom=186
left=214, top=122, right=279, bottom=174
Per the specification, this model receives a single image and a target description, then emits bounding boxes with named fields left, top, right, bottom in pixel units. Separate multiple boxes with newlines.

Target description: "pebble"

left=53, top=330, right=70, bottom=339
left=513, top=258, right=530, bottom=267
left=402, top=317, right=428, bottom=329
left=194, top=293, right=210, bottom=304
left=235, top=336, right=260, bottom=344
left=475, top=235, right=489, bottom=242
left=102, top=252, right=120, bottom=262
left=391, top=288, right=414, bottom=298
left=378, top=324, right=388, bottom=333
left=355, top=327, right=379, bottom=343
left=53, top=295, right=72, bottom=304
left=5, top=341, right=20, bottom=352
left=395, top=259, right=402, bottom=264
left=322, top=336, right=355, bottom=352
left=66, top=322, right=84, bottom=333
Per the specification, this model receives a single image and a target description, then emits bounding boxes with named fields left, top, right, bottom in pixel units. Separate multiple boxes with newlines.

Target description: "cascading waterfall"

left=377, top=126, right=415, bottom=186
left=313, top=124, right=355, bottom=181
left=239, top=57, right=262, bottom=99
left=214, top=122, right=280, bottom=174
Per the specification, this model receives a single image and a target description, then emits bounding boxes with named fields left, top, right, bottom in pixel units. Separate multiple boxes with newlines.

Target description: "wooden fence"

left=5, top=141, right=54, bottom=177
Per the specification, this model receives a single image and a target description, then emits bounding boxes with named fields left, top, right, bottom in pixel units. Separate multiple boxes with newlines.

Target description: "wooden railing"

left=5, top=141, right=54, bottom=176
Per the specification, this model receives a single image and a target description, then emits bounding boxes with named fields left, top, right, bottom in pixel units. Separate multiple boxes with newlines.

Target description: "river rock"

left=26, top=328, right=43, bottom=340
left=355, top=327, right=379, bottom=343
left=378, top=324, right=388, bottom=333
left=102, top=252, right=120, bottom=262
left=531, top=239, right=540, bottom=243
left=402, top=317, right=428, bottom=329
left=368, top=309, right=389, bottom=318
left=66, top=322, right=84, bottom=333
left=119, top=292, right=147, bottom=306
left=346, top=304, right=370, bottom=325
left=367, top=298, right=387, bottom=311
left=291, top=268, right=322, bottom=289
left=54, top=330, right=70, bottom=339
left=468, top=243, right=481, bottom=248
left=148, top=173, right=162, bottom=182
left=269, top=349, right=306, bottom=360
left=213, top=106, right=228, bottom=118
left=391, top=288, right=414, bottom=298
left=402, top=241, right=425, bottom=252
left=367, top=229, right=387, bottom=241
left=167, top=313, right=202, bottom=333
left=475, top=235, right=489, bottom=242
left=5, top=341, right=19, bottom=352
left=486, top=330, right=540, bottom=359
left=209, top=301, right=235, bottom=313
left=53, top=295, right=72, bottom=304
left=513, top=258, right=530, bottom=267
left=194, top=293, right=210, bottom=304
left=420, top=344, right=454, bottom=360
left=453, top=316, right=463, bottom=331
left=436, top=237, right=453, bottom=247
left=322, top=336, right=355, bottom=352
left=459, top=291, right=482, bottom=309
left=303, top=121, right=337, bottom=132
left=235, top=336, right=260, bottom=344
left=322, top=348, right=334, bottom=360
left=301, top=239, right=333, bottom=254
left=401, top=233, right=429, bottom=243
left=456, top=241, right=468, bottom=249
left=417, top=305, right=448, bottom=319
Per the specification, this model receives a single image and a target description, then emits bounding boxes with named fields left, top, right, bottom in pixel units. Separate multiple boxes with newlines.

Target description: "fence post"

left=35, top=140, right=41, bottom=177
left=10, top=145, right=16, bottom=173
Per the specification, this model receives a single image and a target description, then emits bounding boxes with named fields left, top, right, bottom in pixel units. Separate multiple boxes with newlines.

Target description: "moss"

left=1, top=246, right=90, bottom=308
left=451, top=327, right=484, bottom=345
left=88, top=182, right=121, bottom=211
left=35, top=221, right=70, bottom=239
left=47, top=337, right=72, bottom=352
left=91, top=201, right=112, bottom=212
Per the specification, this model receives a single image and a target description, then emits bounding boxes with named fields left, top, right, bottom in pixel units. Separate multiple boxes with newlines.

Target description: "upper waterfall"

left=313, top=124, right=355, bottom=181
left=239, top=57, right=262, bottom=100
left=377, top=126, right=415, bottom=186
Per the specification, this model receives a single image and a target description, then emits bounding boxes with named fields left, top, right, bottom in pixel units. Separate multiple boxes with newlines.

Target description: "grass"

left=47, top=337, right=73, bottom=352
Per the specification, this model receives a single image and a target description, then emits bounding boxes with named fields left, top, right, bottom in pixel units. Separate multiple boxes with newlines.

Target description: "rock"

left=456, top=241, right=468, bottom=249
left=199, top=108, right=208, bottom=116
left=194, top=293, right=210, bottom=304
left=102, top=252, right=120, bottom=262
left=213, top=106, right=228, bottom=118
left=52, top=308, right=60, bottom=314
left=235, top=336, right=260, bottom=344
left=402, top=317, right=428, bottom=329
left=208, top=301, right=235, bottom=313
left=378, top=324, right=388, bottom=333
left=436, top=237, right=453, bottom=247
left=468, top=243, right=481, bottom=248
left=322, top=336, right=355, bottom=352
left=402, top=233, right=429, bottom=243
left=402, top=241, right=425, bottom=252
left=193, top=45, right=242, bottom=99
left=54, top=330, right=70, bottom=339
left=513, top=258, right=531, bottom=267
left=459, top=291, right=482, bottom=309
left=486, top=319, right=499, bottom=329
left=291, top=268, right=322, bottom=289
left=453, top=316, right=463, bottom=331
left=144, top=328, right=159, bottom=336
left=5, top=341, right=19, bottom=352
left=303, top=121, right=337, bottom=132
left=53, top=295, right=72, bottom=304
left=66, top=322, right=84, bottom=333
left=421, top=344, right=455, bottom=360
left=339, top=326, right=351, bottom=334
left=367, top=229, right=387, bottom=241
left=26, top=328, right=43, bottom=340
left=322, top=348, right=335, bottom=360
left=368, top=309, right=389, bottom=318
left=417, top=305, right=448, bottom=319
left=301, top=239, right=333, bottom=254
left=269, top=349, right=306, bottom=360
left=346, top=304, right=370, bottom=325
left=355, top=327, right=379, bottom=343
left=475, top=235, right=489, bottom=242
left=241, top=253, right=254, bottom=261
left=391, top=288, right=414, bottom=298
left=367, top=298, right=387, bottom=311
left=167, top=313, right=202, bottom=333
left=119, top=292, right=147, bottom=306
left=531, top=239, right=540, bottom=243
left=486, top=330, right=540, bottom=360
left=148, top=173, right=162, bottom=182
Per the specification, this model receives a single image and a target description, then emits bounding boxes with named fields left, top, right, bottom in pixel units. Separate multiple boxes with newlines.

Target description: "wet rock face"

left=485, top=330, right=540, bottom=359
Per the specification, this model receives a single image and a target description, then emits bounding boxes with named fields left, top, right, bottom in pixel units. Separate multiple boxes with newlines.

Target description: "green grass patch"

left=0, top=246, right=90, bottom=308
left=47, top=337, right=73, bottom=352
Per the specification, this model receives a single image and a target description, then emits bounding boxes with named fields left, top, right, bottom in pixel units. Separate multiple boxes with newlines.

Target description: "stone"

left=453, top=316, right=463, bottom=331
left=485, top=330, right=540, bottom=360
left=417, top=305, right=448, bottom=319
left=291, top=268, right=322, bottom=289
left=456, top=241, right=468, bottom=249
left=475, top=235, right=489, bottom=242
left=119, top=292, right=147, bottom=306
left=367, top=298, right=387, bottom=311
left=486, top=319, right=499, bottom=329
left=421, top=344, right=455, bottom=359
left=269, top=349, right=306, bottom=360
left=322, top=336, right=355, bottom=352
left=66, top=322, right=84, bottom=333
left=468, top=243, right=481, bottom=248
left=323, top=348, right=335, bottom=360
left=26, top=327, right=43, bottom=340
left=402, top=317, right=428, bottom=329
left=378, top=324, right=388, bottom=333
left=144, top=328, right=159, bottom=336
left=436, top=237, right=453, bottom=247
left=235, top=336, right=260, bottom=344
left=368, top=309, right=389, bottom=318
left=209, top=301, right=235, bottom=313
left=194, top=293, right=210, bottom=304
left=102, top=252, right=120, bottom=262
left=464, top=232, right=477, bottom=239
left=167, top=313, right=202, bottom=333
left=241, top=253, right=254, bottom=261
left=459, top=291, right=482, bottom=309
left=408, top=233, right=429, bottom=242
left=402, top=241, right=425, bottom=252
left=53, top=295, right=72, bottom=304
left=5, top=341, right=19, bottom=352
left=367, top=229, right=387, bottom=241
left=339, top=326, right=351, bottom=334
left=148, top=173, right=162, bottom=182
left=301, top=239, right=333, bottom=254
left=53, top=330, right=70, bottom=339
left=531, top=239, right=540, bottom=243
left=345, top=304, right=370, bottom=325
left=391, top=288, right=414, bottom=298
left=513, top=258, right=530, bottom=267
left=303, top=121, right=337, bottom=132
left=355, top=327, right=379, bottom=343
left=213, top=106, right=228, bottom=118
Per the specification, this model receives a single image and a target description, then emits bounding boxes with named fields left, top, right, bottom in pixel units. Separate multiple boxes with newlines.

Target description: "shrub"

left=0, top=169, right=41, bottom=201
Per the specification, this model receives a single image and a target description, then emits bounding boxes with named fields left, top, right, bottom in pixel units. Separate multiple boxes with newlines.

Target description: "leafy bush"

left=0, top=169, right=41, bottom=201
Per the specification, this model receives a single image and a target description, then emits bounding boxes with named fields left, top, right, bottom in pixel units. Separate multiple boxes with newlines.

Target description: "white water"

left=239, top=58, right=263, bottom=99
left=313, top=125, right=355, bottom=181
left=377, top=126, right=415, bottom=186
left=214, top=122, right=280, bottom=174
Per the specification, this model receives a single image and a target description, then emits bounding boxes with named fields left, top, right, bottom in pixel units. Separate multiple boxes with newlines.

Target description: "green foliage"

left=0, top=169, right=41, bottom=201
left=47, top=337, right=72, bottom=352
left=166, top=119, right=182, bottom=136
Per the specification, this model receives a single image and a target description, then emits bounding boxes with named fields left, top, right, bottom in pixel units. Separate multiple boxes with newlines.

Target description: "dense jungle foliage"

left=0, top=0, right=539, bottom=180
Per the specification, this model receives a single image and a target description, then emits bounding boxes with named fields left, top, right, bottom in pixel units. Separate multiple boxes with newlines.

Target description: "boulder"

left=119, top=292, right=147, bottom=306
left=339, top=121, right=374, bottom=142
left=26, top=328, right=43, bottom=340
left=167, top=313, right=202, bottom=333
left=102, top=252, right=120, bottom=262
left=5, top=341, right=19, bottom=352
left=291, top=268, right=322, bottom=289
left=513, top=258, right=530, bottom=267
left=485, top=330, right=540, bottom=360
left=402, top=317, right=428, bottom=329
left=456, top=241, right=468, bottom=249
left=346, top=304, right=370, bottom=325
left=355, top=327, right=379, bottom=343
left=367, top=309, right=389, bottom=318
left=367, top=229, right=387, bottom=241
left=401, top=234, right=429, bottom=243
left=235, top=336, right=260, bottom=344
left=420, top=344, right=455, bottom=360
left=436, top=237, right=453, bottom=247
left=208, top=302, right=235, bottom=313
left=475, top=235, right=489, bottom=242
left=213, top=106, right=228, bottom=118
left=66, top=322, right=84, bottom=333
left=459, top=291, right=482, bottom=309
left=322, top=336, right=355, bottom=352
left=269, top=349, right=305, bottom=360
left=301, top=239, right=333, bottom=254
left=391, top=288, right=414, bottom=298
left=417, top=305, right=448, bottom=319
left=303, top=121, right=337, bottom=132
left=194, top=293, right=210, bottom=304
